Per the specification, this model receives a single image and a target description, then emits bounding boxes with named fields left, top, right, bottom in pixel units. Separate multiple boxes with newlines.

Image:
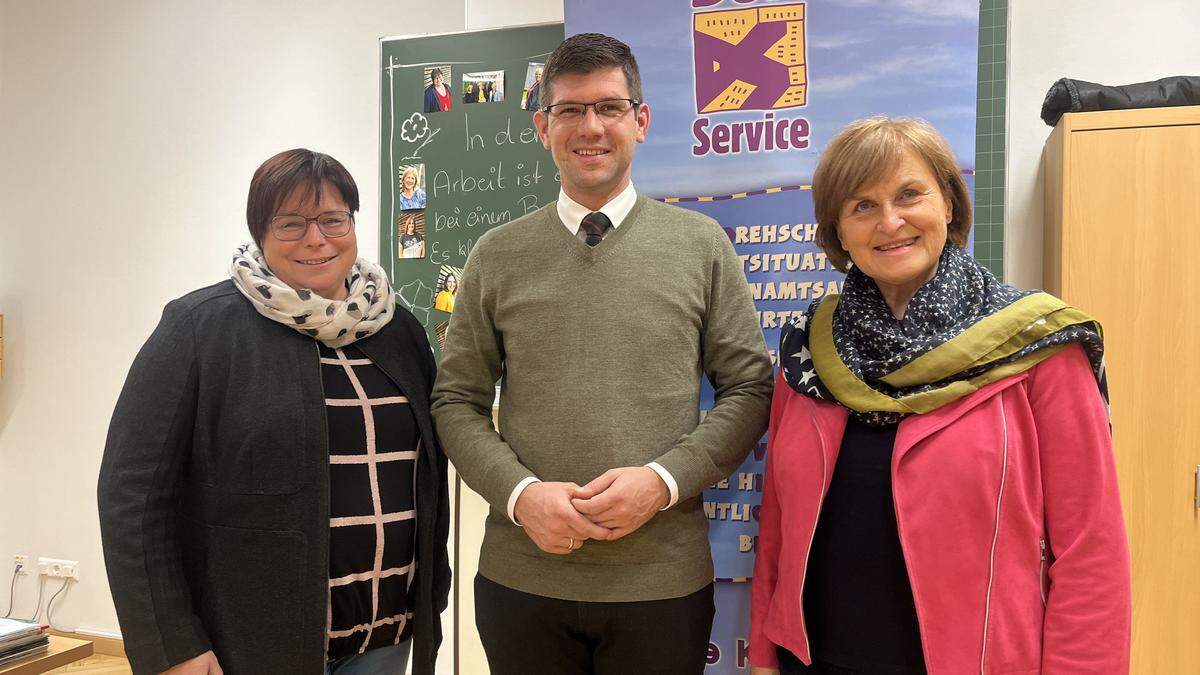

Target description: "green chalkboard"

left=379, top=23, right=565, bottom=359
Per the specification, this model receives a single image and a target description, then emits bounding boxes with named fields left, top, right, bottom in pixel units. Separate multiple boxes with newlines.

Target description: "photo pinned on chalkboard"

left=423, top=65, right=453, bottom=113
left=398, top=163, right=426, bottom=210
left=434, top=265, right=463, bottom=314
left=522, top=62, right=545, bottom=112
left=434, top=320, right=450, bottom=350
left=397, top=211, right=426, bottom=260
left=463, top=70, right=505, bottom=104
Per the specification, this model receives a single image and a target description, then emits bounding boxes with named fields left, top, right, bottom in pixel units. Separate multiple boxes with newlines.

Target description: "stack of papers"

left=0, top=618, right=50, bottom=666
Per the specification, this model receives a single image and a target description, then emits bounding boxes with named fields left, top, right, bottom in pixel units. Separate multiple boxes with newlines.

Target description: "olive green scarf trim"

left=810, top=292, right=1101, bottom=414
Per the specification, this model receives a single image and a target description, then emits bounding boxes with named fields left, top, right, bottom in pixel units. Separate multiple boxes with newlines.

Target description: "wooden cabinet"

left=1044, top=106, right=1200, bottom=674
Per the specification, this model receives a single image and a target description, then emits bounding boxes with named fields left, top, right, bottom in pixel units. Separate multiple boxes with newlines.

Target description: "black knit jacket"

left=98, top=280, right=450, bottom=675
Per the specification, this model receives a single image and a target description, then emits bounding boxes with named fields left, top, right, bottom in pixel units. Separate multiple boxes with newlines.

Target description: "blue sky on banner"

left=565, top=0, right=978, bottom=198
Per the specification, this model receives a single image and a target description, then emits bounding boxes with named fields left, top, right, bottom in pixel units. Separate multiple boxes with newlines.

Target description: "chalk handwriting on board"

left=429, top=241, right=451, bottom=265
left=517, top=194, right=542, bottom=215
left=428, top=238, right=478, bottom=265
left=431, top=161, right=546, bottom=197
left=432, top=206, right=514, bottom=232
left=465, top=114, right=542, bottom=151
left=432, top=164, right=505, bottom=195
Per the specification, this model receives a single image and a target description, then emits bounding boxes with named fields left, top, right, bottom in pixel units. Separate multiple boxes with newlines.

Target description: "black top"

left=98, top=280, right=449, bottom=675
left=794, top=418, right=926, bottom=674
left=321, top=343, right=418, bottom=659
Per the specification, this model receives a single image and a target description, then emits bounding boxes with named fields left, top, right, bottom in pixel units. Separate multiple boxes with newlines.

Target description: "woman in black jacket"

left=98, top=149, right=450, bottom=675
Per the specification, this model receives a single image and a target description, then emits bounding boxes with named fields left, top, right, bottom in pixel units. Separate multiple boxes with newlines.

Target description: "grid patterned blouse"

left=320, top=343, right=418, bottom=659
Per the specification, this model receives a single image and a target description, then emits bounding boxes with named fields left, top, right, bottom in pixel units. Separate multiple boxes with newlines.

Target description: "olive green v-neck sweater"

left=431, top=195, right=772, bottom=601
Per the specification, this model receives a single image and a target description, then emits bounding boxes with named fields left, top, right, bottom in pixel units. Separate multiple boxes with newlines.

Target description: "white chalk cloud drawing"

left=397, top=278, right=435, bottom=324
left=399, top=112, right=440, bottom=161
left=401, top=113, right=429, bottom=142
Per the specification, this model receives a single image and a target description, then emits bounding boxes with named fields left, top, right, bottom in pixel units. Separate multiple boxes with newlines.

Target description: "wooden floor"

left=45, top=654, right=131, bottom=674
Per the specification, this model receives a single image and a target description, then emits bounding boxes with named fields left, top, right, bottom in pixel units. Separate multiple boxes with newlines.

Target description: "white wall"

left=1006, top=0, right=1200, bottom=289
left=0, top=0, right=463, bottom=639
left=0, top=2, right=5, bottom=107
left=465, top=0, right=562, bottom=31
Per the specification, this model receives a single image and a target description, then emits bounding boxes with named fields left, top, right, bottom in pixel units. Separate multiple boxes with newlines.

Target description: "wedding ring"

left=567, top=537, right=576, bottom=551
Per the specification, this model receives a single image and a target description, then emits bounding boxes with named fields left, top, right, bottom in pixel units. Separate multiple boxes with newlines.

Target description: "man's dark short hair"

left=540, top=32, right=643, bottom=109
left=246, top=149, right=359, bottom=247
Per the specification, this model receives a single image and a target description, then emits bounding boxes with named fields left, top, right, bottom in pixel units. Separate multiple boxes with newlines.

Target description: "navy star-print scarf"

left=780, top=245, right=1108, bottom=426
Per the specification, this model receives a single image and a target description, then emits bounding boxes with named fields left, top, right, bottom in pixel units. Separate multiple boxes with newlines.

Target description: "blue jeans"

left=325, top=640, right=411, bottom=675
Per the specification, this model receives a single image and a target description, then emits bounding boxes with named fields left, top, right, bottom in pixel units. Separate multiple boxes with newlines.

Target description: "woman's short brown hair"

left=812, top=117, right=971, bottom=272
left=246, top=149, right=359, bottom=247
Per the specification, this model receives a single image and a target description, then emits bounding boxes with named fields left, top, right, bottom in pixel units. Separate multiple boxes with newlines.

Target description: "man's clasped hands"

left=513, top=466, right=671, bottom=554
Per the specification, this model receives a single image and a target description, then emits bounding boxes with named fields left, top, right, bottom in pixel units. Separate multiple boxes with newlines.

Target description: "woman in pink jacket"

left=749, top=117, right=1131, bottom=674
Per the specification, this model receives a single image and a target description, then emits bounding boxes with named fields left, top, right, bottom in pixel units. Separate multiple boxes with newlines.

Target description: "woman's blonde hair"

left=812, top=117, right=972, bottom=272
left=401, top=166, right=419, bottom=189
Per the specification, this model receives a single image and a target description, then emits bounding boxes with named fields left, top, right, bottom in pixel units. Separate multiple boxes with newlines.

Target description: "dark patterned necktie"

left=580, top=211, right=613, bottom=247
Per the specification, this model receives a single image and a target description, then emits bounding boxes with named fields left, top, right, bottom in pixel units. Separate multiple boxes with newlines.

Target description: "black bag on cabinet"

left=1040, top=75, right=1200, bottom=126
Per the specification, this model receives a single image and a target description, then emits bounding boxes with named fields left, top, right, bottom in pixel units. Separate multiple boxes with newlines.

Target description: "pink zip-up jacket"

left=749, top=345, right=1131, bottom=674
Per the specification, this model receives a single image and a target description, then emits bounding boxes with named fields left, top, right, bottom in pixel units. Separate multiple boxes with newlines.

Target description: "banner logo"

left=691, top=2, right=811, bottom=157
left=693, top=3, right=808, bottom=114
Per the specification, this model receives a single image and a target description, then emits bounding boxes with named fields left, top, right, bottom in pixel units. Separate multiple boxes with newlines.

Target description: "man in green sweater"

left=430, top=32, right=772, bottom=674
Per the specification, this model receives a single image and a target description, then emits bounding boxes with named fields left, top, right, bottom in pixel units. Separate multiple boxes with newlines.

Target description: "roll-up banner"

left=565, top=2, right=978, bottom=669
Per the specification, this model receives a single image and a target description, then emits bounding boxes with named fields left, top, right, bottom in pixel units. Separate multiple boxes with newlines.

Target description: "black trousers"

left=777, top=646, right=926, bottom=674
left=777, top=646, right=861, bottom=674
left=475, top=573, right=715, bottom=674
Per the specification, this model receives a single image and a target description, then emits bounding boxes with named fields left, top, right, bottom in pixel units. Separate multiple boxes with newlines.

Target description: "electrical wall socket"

left=12, top=555, right=29, bottom=574
left=37, top=557, right=79, bottom=580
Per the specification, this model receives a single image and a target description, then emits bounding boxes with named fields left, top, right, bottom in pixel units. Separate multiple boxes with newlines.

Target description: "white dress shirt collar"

left=557, top=182, right=638, bottom=236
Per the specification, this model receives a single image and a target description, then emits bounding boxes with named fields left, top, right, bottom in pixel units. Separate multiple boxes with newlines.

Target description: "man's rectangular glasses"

left=542, top=98, right=641, bottom=123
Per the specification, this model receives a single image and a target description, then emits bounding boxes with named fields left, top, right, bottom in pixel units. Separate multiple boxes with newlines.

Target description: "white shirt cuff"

left=645, top=462, right=679, bottom=510
left=506, top=476, right=541, bottom=525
